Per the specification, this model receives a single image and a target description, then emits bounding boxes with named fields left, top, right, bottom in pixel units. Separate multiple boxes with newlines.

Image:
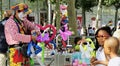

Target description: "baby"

left=104, top=37, right=120, bottom=66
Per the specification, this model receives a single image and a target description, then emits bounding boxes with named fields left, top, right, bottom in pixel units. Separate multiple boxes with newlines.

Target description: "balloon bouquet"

left=56, top=4, right=73, bottom=54
left=27, top=24, right=57, bottom=66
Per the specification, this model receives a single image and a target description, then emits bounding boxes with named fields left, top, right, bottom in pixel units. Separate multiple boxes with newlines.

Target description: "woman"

left=91, top=26, right=112, bottom=66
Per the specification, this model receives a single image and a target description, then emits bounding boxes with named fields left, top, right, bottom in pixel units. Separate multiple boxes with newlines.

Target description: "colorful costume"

left=5, top=3, right=39, bottom=66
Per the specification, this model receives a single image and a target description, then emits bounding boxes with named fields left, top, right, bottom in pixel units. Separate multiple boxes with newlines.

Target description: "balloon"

left=50, top=40, right=57, bottom=49
left=60, top=5, right=67, bottom=11
left=37, top=33, right=50, bottom=42
left=61, top=40, right=66, bottom=48
left=75, top=45, right=80, bottom=51
left=37, top=24, right=57, bottom=49
left=38, top=42, right=45, bottom=63
left=30, top=58, right=34, bottom=66
left=59, top=24, right=72, bottom=41
left=27, top=41, right=42, bottom=57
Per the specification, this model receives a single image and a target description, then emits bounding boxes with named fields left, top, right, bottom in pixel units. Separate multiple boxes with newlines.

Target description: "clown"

left=5, top=3, right=40, bottom=66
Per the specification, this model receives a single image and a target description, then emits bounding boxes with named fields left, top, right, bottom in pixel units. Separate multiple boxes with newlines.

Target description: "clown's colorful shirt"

left=5, top=16, right=40, bottom=45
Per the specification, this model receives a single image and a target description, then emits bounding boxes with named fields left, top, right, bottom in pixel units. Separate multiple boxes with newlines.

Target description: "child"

left=104, top=37, right=120, bottom=66
left=72, top=36, right=82, bottom=60
left=72, top=36, right=95, bottom=66
left=74, top=36, right=82, bottom=51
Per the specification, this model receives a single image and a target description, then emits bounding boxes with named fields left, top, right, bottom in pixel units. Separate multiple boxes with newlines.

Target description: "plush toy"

left=79, top=38, right=95, bottom=64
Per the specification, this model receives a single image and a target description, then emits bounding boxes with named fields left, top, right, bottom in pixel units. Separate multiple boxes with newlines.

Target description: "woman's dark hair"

left=94, top=26, right=112, bottom=50
left=95, top=26, right=112, bottom=36
left=74, top=36, right=82, bottom=44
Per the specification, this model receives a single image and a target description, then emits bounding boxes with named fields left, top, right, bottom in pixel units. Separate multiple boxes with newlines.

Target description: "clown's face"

left=18, top=12, right=27, bottom=21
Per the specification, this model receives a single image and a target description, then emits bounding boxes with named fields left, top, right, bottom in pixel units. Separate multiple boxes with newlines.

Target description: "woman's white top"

left=95, top=47, right=106, bottom=66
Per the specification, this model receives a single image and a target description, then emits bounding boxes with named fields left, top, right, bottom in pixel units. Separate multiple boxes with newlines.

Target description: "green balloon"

left=30, top=58, right=34, bottom=66
left=75, top=45, right=80, bottom=51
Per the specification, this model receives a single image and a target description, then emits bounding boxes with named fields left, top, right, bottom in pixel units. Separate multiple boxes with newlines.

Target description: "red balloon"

left=37, top=24, right=57, bottom=49
left=62, top=40, right=66, bottom=48
left=46, top=43, right=53, bottom=49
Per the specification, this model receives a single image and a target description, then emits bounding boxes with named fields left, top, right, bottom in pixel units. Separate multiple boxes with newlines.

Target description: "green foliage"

left=75, top=0, right=98, bottom=12
left=104, top=0, right=118, bottom=5
left=50, top=0, right=67, bottom=4
left=50, top=0, right=56, bottom=4
left=103, top=0, right=120, bottom=8
left=28, top=0, right=35, bottom=2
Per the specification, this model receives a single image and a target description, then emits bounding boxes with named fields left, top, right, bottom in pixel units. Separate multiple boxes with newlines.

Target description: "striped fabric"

left=5, top=16, right=40, bottom=45
left=5, top=16, right=40, bottom=66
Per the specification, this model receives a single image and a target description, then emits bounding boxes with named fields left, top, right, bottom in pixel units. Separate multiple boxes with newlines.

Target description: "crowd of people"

left=73, top=26, right=120, bottom=66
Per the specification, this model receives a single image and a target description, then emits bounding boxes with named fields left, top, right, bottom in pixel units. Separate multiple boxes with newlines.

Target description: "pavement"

left=33, top=56, right=54, bottom=66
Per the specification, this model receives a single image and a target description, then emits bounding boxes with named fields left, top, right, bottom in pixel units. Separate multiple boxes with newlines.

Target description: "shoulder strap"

left=13, top=16, right=26, bottom=34
left=13, top=18, right=20, bottom=33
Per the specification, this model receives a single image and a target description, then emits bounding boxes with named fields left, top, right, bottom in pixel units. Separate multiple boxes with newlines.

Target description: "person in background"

left=5, top=3, right=40, bottom=66
left=88, top=24, right=94, bottom=36
left=113, top=30, right=120, bottom=55
left=113, top=30, right=120, bottom=43
left=0, top=10, right=12, bottom=66
left=0, top=10, right=12, bottom=24
left=104, top=37, right=120, bottom=66
left=91, top=26, right=112, bottom=66
left=117, top=18, right=120, bottom=30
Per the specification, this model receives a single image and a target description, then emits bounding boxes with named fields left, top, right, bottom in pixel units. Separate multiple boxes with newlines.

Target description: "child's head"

left=104, top=37, right=119, bottom=55
left=74, top=36, right=82, bottom=51
left=74, top=36, right=82, bottom=45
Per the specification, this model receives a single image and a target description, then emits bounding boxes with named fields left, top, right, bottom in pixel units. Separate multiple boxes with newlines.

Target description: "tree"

left=75, top=0, right=97, bottom=35
left=51, top=0, right=78, bottom=35
left=103, top=0, right=120, bottom=28
left=51, top=0, right=61, bottom=30
left=96, top=0, right=102, bottom=29
left=67, top=0, right=78, bottom=36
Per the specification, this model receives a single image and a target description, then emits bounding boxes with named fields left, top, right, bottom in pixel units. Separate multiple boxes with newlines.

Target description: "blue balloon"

left=27, top=41, right=42, bottom=57
left=50, top=40, right=57, bottom=49
left=63, top=19, right=68, bottom=23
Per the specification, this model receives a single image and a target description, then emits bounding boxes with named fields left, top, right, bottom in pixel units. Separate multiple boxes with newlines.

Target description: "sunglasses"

left=95, top=35, right=109, bottom=38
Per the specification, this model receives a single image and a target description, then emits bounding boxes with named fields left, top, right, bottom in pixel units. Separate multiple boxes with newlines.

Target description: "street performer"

left=5, top=3, right=40, bottom=66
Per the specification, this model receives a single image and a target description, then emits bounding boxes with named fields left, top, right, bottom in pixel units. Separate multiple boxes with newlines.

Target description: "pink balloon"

left=73, top=62, right=78, bottom=66
left=74, top=59, right=79, bottom=63
left=78, top=63, right=87, bottom=66
left=60, top=5, right=67, bottom=11
left=82, top=63, right=87, bottom=66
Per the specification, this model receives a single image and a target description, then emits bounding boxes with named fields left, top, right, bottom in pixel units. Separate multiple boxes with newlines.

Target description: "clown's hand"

left=31, top=30, right=40, bottom=36
left=31, top=30, right=38, bottom=42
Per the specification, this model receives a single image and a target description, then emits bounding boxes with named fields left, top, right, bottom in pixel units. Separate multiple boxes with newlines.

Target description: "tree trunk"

left=55, top=0, right=61, bottom=30
left=0, top=0, right=2, bottom=19
left=114, top=7, right=118, bottom=29
left=96, top=0, right=102, bottom=29
left=67, top=0, right=78, bottom=36
left=82, top=7, right=87, bottom=36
